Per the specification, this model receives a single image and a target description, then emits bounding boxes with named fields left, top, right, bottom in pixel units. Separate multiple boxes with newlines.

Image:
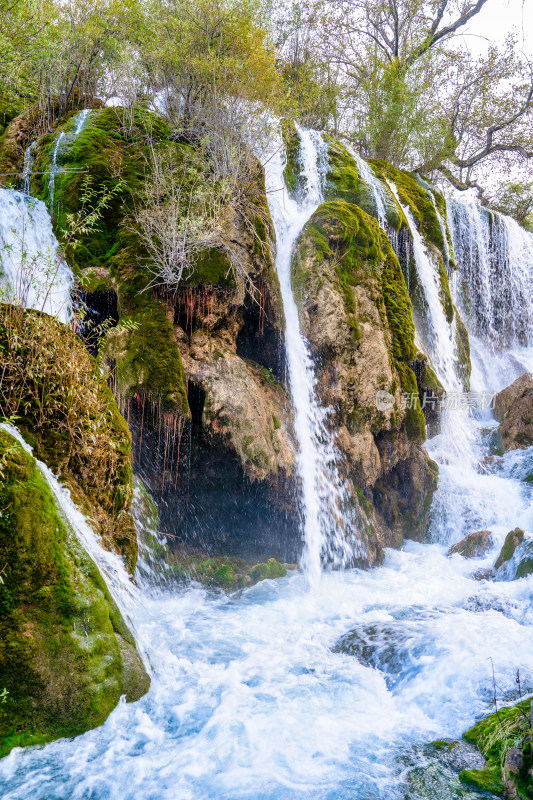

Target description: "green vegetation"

left=461, top=699, right=532, bottom=798
left=370, top=160, right=445, bottom=253
left=0, top=429, right=149, bottom=758
left=281, top=119, right=302, bottom=195
left=161, top=553, right=288, bottom=591
left=0, top=305, right=137, bottom=569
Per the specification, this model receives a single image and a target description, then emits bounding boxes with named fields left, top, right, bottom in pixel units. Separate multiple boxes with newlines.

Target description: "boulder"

left=0, top=430, right=149, bottom=759
left=448, top=530, right=494, bottom=558
left=493, top=528, right=533, bottom=580
left=494, top=373, right=533, bottom=451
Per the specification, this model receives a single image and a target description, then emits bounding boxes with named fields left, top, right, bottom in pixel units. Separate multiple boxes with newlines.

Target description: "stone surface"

left=448, top=530, right=494, bottom=558
left=494, top=373, right=533, bottom=451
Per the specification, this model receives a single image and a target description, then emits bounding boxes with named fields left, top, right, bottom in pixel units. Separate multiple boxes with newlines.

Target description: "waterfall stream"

left=0, top=188, right=73, bottom=322
left=1, top=144, right=533, bottom=799
left=261, top=127, right=364, bottom=583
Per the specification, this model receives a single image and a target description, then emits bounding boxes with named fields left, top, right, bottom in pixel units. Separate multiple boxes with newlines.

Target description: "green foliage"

left=0, top=305, right=136, bottom=568
left=281, top=119, right=302, bottom=195
left=0, top=429, right=148, bottom=758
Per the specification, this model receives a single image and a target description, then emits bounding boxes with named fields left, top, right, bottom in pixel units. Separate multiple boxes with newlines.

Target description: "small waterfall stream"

left=0, top=189, right=73, bottom=321
left=1, top=141, right=533, bottom=800
left=262, top=127, right=363, bottom=583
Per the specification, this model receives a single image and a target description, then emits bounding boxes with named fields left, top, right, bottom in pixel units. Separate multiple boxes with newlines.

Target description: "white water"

left=0, top=188, right=73, bottom=322
left=262, top=127, right=365, bottom=584
left=389, top=182, right=459, bottom=392
left=48, top=132, right=65, bottom=211
left=21, top=141, right=37, bottom=195
left=2, top=141, right=533, bottom=800
left=349, top=149, right=388, bottom=229
left=449, top=198, right=533, bottom=349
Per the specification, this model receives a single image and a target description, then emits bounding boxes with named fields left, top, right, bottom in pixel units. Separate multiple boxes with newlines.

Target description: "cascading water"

left=2, top=143, right=533, bottom=800
left=349, top=149, right=388, bottom=229
left=448, top=199, right=533, bottom=376
left=0, top=188, right=73, bottom=322
left=21, top=141, right=37, bottom=194
left=389, top=181, right=459, bottom=391
left=47, top=109, right=92, bottom=213
left=262, top=127, right=364, bottom=583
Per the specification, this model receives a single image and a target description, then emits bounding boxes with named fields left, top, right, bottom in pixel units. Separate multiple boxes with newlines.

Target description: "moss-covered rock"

left=455, top=308, right=472, bottom=391
left=290, top=199, right=437, bottom=553
left=0, top=430, right=149, bottom=759
left=323, top=136, right=403, bottom=230
left=0, top=305, right=137, bottom=570
left=249, top=558, right=287, bottom=583
left=494, top=373, right=533, bottom=452
left=370, top=159, right=446, bottom=254
left=494, top=528, right=525, bottom=570
left=460, top=699, right=532, bottom=798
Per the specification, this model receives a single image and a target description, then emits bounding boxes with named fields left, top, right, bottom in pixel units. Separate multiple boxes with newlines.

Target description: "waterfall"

left=449, top=198, right=533, bottom=352
left=47, top=109, right=92, bottom=212
left=48, top=132, right=65, bottom=211
left=448, top=197, right=533, bottom=394
left=22, top=141, right=37, bottom=194
left=262, top=128, right=364, bottom=584
left=389, top=182, right=459, bottom=391
left=0, top=188, right=73, bottom=322
left=349, top=149, right=388, bottom=229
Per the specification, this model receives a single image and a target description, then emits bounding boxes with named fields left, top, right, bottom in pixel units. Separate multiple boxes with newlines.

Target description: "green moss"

left=0, top=430, right=149, bottom=758
left=459, top=764, right=505, bottom=795
left=32, top=107, right=190, bottom=418
left=438, top=259, right=454, bottom=323
left=281, top=119, right=302, bottom=195
left=460, top=698, right=532, bottom=798
left=249, top=558, right=287, bottom=584
left=380, top=233, right=417, bottom=363
left=494, top=528, right=525, bottom=569
left=370, top=160, right=445, bottom=253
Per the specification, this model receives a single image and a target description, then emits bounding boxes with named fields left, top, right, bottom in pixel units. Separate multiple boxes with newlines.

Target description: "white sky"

left=462, top=0, right=532, bottom=54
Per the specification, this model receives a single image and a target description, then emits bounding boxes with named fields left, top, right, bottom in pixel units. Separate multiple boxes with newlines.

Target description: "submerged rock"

left=404, top=740, right=498, bottom=800
left=494, top=373, right=533, bottom=452
left=0, top=430, right=149, bottom=759
left=448, top=530, right=494, bottom=558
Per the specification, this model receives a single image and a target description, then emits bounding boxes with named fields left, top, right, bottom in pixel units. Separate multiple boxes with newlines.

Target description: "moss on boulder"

left=460, top=698, right=532, bottom=798
left=0, top=430, right=149, bottom=759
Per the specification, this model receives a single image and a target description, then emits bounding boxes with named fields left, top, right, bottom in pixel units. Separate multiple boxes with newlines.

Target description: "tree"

left=301, top=0, right=533, bottom=194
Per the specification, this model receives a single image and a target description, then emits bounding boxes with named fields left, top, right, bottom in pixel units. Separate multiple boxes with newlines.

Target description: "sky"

left=463, top=0, right=532, bottom=55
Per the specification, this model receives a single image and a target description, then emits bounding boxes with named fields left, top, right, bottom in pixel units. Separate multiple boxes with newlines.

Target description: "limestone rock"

left=448, top=530, right=494, bottom=558
left=290, top=200, right=438, bottom=554
left=181, top=328, right=296, bottom=483
left=494, top=373, right=533, bottom=451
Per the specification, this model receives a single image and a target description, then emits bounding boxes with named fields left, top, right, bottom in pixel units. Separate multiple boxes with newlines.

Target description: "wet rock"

left=448, top=530, right=494, bottom=558
left=404, top=741, right=499, bottom=800
left=494, top=373, right=533, bottom=451
left=493, top=528, right=533, bottom=580
left=291, top=200, right=438, bottom=557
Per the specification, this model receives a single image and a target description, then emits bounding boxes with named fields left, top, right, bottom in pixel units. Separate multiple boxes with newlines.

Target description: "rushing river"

left=1, top=128, right=533, bottom=799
